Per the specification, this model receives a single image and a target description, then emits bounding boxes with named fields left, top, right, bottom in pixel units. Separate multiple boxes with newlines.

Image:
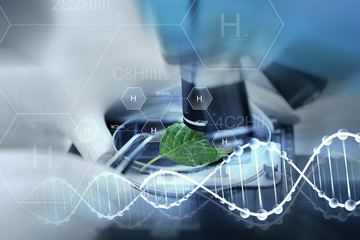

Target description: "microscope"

left=144, top=0, right=327, bottom=149
left=106, top=0, right=327, bottom=188
left=144, top=0, right=315, bottom=149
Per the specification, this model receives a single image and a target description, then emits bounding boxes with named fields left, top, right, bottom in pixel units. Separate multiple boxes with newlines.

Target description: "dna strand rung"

left=306, top=129, right=360, bottom=211
left=22, top=178, right=79, bottom=224
left=82, top=173, right=141, bottom=219
left=23, top=173, right=142, bottom=224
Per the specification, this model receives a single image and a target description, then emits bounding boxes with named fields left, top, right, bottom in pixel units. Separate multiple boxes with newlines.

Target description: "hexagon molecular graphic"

left=212, top=130, right=237, bottom=153
left=0, top=7, right=10, bottom=45
left=141, top=120, right=166, bottom=142
left=187, top=87, right=213, bottom=110
left=121, top=87, right=146, bottom=110
left=75, top=119, right=101, bottom=143
left=181, top=0, right=284, bottom=70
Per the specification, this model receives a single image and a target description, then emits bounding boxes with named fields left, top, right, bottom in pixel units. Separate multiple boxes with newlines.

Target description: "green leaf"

left=140, top=123, right=229, bottom=172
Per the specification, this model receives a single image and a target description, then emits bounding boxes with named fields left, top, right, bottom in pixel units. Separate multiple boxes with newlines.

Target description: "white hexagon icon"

left=121, top=87, right=146, bottom=110
left=141, top=120, right=166, bottom=142
left=181, top=0, right=284, bottom=70
left=212, top=130, right=237, bottom=153
left=187, top=87, right=213, bottom=110
left=75, top=119, right=101, bottom=143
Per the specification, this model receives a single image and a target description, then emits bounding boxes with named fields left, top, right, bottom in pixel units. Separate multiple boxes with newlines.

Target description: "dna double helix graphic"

left=19, top=129, right=360, bottom=225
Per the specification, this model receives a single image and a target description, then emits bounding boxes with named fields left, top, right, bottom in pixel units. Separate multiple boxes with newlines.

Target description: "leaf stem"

left=140, top=154, right=164, bottom=173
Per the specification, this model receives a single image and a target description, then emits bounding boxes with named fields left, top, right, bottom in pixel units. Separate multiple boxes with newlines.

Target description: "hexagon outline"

left=0, top=114, right=96, bottom=204
left=141, top=119, right=166, bottom=142
left=75, top=118, right=101, bottom=143
left=180, top=0, right=284, bottom=71
left=0, top=6, right=11, bottom=45
left=187, top=87, right=213, bottom=110
left=121, top=87, right=147, bottom=111
left=212, top=130, right=237, bottom=153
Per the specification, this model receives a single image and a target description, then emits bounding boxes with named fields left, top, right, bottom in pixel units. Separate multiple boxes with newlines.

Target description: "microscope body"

left=181, top=63, right=252, bottom=146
